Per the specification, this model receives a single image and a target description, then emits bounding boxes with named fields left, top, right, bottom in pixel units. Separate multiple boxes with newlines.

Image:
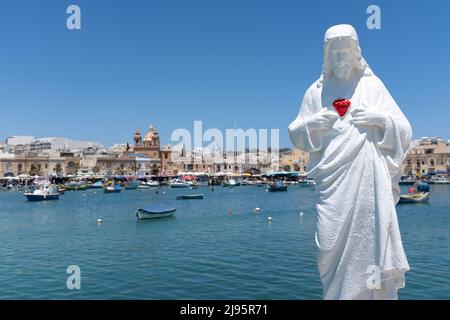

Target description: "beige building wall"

left=280, top=148, right=309, bottom=173
left=402, top=137, right=450, bottom=176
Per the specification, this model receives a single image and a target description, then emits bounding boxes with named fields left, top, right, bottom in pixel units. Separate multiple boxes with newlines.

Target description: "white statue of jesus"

left=288, top=24, right=412, bottom=300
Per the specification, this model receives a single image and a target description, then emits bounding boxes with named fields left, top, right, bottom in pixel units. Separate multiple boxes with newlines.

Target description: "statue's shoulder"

left=304, top=79, right=322, bottom=97
left=361, top=74, right=385, bottom=89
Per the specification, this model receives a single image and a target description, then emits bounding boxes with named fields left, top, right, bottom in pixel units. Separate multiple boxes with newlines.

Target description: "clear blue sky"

left=1, top=0, right=449, bottom=147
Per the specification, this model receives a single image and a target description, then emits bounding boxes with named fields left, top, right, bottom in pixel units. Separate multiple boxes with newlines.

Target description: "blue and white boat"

left=24, top=184, right=60, bottom=201
left=136, top=204, right=176, bottom=220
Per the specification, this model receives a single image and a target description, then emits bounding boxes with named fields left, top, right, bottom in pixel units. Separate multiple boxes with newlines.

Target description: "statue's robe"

left=288, top=74, right=412, bottom=299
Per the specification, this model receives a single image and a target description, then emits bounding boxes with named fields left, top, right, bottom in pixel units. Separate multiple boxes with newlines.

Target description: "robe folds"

left=288, top=74, right=413, bottom=300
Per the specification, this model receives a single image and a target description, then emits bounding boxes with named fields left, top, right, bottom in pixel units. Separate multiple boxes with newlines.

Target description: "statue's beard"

left=333, top=65, right=353, bottom=79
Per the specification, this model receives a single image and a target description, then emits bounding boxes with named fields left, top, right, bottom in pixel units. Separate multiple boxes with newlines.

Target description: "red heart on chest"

left=333, top=99, right=351, bottom=117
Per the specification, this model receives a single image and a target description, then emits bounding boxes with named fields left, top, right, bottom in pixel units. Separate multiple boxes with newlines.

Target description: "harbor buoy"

left=267, top=216, right=272, bottom=222
left=255, top=207, right=261, bottom=213
left=300, top=212, right=304, bottom=216
left=96, top=218, right=103, bottom=224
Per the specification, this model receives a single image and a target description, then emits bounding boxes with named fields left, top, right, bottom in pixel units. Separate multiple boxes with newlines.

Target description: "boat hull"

left=104, top=188, right=121, bottom=193
left=25, top=194, right=60, bottom=201
left=176, top=194, right=204, bottom=200
left=136, top=208, right=176, bottom=220
left=170, top=184, right=189, bottom=188
left=267, top=186, right=288, bottom=192
left=398, top=192, right=430, bottom=204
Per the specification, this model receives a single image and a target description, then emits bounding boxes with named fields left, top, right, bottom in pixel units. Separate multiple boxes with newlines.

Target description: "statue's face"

left=329, top=38, right=356, bottom=79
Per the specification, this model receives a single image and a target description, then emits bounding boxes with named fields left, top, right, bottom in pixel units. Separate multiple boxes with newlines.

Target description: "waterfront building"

left=402, top=137, right=450, bottom=176
left=280, top=148, right=310, bottom=173
left=0, top=151, right=79, bottom=177
left=129, top=125, right=180, bottom=176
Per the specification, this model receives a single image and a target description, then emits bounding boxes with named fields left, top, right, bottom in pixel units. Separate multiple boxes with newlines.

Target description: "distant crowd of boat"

left=399, top=174, right=450, bottom=185
left=0, top=174, right=317, bottom=219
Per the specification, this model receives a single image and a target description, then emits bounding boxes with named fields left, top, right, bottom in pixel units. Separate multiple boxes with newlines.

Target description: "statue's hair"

left=317, top=37, right=372, bottom=88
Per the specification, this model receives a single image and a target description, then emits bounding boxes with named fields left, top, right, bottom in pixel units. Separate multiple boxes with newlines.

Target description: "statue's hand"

left=307, top=110, right=339, bottom=132
left=349, top=108, right=387, bottom=128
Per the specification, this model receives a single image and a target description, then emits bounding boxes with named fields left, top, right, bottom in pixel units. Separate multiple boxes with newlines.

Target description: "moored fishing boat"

left=169, top=179, right=190, bottom=188
left=65, top=181, right=89, bottom=191
left=104, top=184, right=122, bottom=193
left=176, top=194, right=204, bottom=200
left=57, top=185, right=66, bottom=194
left=147, top=180, right=160, bottom=187
left=90, top=181, right=103, bottom=189
left=138, top=182, right=150, bottom=189
left=223, top=179, right=240, bottom=187
left=136, top=204, right=176, bottom=220
left=24, top=184, right=60, bottom=201
left=398, top=192, right=430, bottom=204
left=298, top=179, right=315, bottom=187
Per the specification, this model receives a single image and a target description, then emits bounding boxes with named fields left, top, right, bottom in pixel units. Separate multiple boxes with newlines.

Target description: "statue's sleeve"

left=370, top=77, right=413, bottom=171
left=288, top=84, right=325, bottom=152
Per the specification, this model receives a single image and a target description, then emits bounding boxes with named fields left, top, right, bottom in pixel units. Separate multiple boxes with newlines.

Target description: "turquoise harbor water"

left=0, top=184, right=449, bottom=299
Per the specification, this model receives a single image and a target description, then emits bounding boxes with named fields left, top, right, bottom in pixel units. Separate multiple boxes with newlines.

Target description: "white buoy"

left=267, top=216, right=272, bottom=222
left=255, top=207, right=261, bottom=213
left=300, top=212, right=304, bottom=216
left=96, top=218, right=103, bottom=224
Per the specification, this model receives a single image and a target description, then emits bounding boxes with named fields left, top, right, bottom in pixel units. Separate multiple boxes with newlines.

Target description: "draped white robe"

left=288, top=74, right=412, bottom=299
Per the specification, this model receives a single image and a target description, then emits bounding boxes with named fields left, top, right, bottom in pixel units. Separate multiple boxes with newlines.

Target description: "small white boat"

left=136, top=204, right=176, bottom=220
left=298, top=179, right=315, bottom=187
left=169, top=179, right=189, bottom=188
left=241, top=179, right=263, bottom=186
left=24, top=184, right=60, bottom=201
left=147, top=180, right=160, bottom=187
left=224, top=179, right=240, bottom=187
left=104, top=184, right=122, bottom=193
left=138, top=182, right=150, bottom=189
left=432, top=176, right=450, bottom=184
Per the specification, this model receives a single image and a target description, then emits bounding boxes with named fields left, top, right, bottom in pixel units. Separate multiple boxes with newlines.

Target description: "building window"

left=429, top=159, right=435, bottom=166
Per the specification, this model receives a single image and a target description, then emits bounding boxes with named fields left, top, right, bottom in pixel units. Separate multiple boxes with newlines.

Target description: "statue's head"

left=321, top=24, right=371, bottom=82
